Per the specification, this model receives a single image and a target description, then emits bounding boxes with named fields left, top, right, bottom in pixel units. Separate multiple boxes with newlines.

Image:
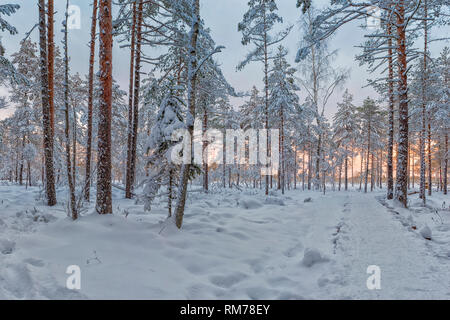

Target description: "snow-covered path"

left=335, top=193, right=450, bottom=299
left=1, top=185, right=449, bottom=299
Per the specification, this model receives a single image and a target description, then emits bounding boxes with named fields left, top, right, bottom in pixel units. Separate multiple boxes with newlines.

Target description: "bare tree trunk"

left=394, top=1, right=409, bottom=207
left=168, top=169, right=173, bottom=217
left=302, top=146, right=305, bottom=190
left=344, top=146, right=348, bottom=191
left=63, top=0, right=77, bottom=220
left=128, top=0, right=143, bottom=198
left=223, top=129, right=226, bottom=188
left=203, top=109, right=208, bottom=192
left=72, top=96, right=77, bottom=186
left=365, top=119, right=371, bottom=193
left=125, top=1, right=137, bottom=199
left=84, top=0, right=98, bottom=201
left=371, top=152, right=375, bottom=192
left=174, top=0, right=200, bottom=229
left=387, top=21, right=395, bottom=200
left=444, top=132, right=448, bottom=195
left=281, top=104, right=285, bottom=194
left=294, top=148, right=298, bottom=189
left=263, top=6, right=270, bottom=196
left=427, top=122, right=432, bottom=196
left=19, top=135, right=25, bottom=186
left=47, top=0, right=55, bottom=137
left=351, top=144, right=354, bottom=187
left=38, top=0, right=56, bottom=206
left=307, top=129, right=312, bottom=190
left=359, top=150, right=364, bottom=191
left=96, top=0, right=113, bottom=214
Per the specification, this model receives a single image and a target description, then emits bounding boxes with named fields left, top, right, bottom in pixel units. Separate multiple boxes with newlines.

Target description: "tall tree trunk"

left=72, top=96, right=77, bottom=186
left=38, top=0, right=56, bottom=206
left=263, top=6, right=270, bottom=196
left=294, top=148, right=298, bottom=189
left=344, top=146, right=348, bottom=191
left=96, top=0, right=113, bottom=214
left=84, top=0, right=98, bottom=201
left=365, top=120, right=371, bottom=193
left=419, top=0, right=428, bottom=203
left=281, top=104, right=285, bottom=194
left=168, top=169, right=173, bottom=217
left=387, top=21, right=395, bottom=200
left=125, top=1, right=137, bottom=199
left=47, top=0, right=55, bottom=137
left=174, top=0, right=200, bottom=229
left=129, top=0, right=143, bottom=198
left=302, top=146, right=305, bottom=190
left=203, top=109, right=208, bottom=192
left=371, top=152, right=375, bottom=192
left=359, top=150, right=364, bottom=191
left=223, top=129, right=226, bottom=188
left=351, top=145, right=354, bottom=187
left=19, top=135, right=25, bottom=186
left=394, top=0, right=409, bottom=207
left=444, top=132, right=448, bottom=195
left=427, top=122, right=432, bottom=196
left=63, top=0, right=77, bottom=220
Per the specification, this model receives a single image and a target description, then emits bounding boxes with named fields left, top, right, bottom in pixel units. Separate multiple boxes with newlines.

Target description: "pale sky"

left=0, top=0, right=448, bottom=120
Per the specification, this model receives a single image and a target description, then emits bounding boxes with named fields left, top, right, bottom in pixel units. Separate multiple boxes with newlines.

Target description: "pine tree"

left=268, top=46, right=300, bottom=194
left=357, top=97, right=384, bottom=193
left=143, top=87, right=185, bottom=214
left=238, top=0, right=292, bottom=195
left=296, top=5, right=347, bottom=191
left=333, top=89, right=359, bottom=191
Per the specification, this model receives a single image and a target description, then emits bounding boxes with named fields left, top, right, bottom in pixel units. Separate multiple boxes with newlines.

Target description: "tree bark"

left=125, top=1, right=137, bottom=199
left=344, top=145, right=348, bottom=191
left=444, top=132, right=448, bottom=195
left=84, top=0, right=98, bottom=201
left=364, top=118, right=371, bottom=193
left=129, top=0, right=143, bottom=197
left=47, top=0, right=55, bottom=137
left=174, top=0, right=200, bottom=229
left=394, top=0, right=409, bottom=207
left=387, top=21, right=394, bottom=200
left=203, top=108, right=209, bottom=192
left=96, top=0, right=113, bottom=214
left=38, top=0, right=56, bottom=206
left=63, top=0, right=77, bottom=220
left=427, top=122, right=432, bottom=196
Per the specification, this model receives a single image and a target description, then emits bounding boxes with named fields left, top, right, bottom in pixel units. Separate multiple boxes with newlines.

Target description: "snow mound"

left=264, top=197, right=285, bottom=206
left=419, top=226, right=432, bottom=240
left=302, top=248, right=327, bottom=267
left=239, top=198, right=263, bottom=210
left=0, top=239, right=15, bottom=254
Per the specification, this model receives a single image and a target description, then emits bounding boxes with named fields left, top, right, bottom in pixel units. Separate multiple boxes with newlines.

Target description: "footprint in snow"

left=209, top=272, right=248, bottom=289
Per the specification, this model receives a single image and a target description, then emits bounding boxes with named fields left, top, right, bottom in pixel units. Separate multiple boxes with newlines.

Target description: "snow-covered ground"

left=0, top=183, right=449, bottom=300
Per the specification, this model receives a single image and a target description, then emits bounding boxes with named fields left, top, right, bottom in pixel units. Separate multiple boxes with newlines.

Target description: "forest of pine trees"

left=0, top=0, right=448, bottom=230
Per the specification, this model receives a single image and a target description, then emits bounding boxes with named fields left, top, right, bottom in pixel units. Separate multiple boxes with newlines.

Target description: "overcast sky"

left=0, top=0, right=448, bottom=120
